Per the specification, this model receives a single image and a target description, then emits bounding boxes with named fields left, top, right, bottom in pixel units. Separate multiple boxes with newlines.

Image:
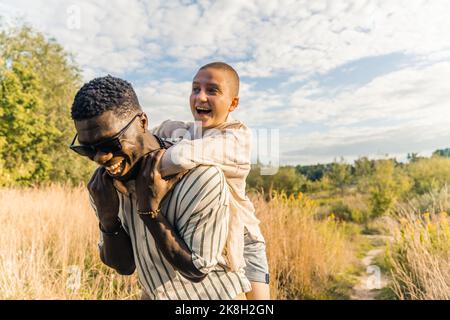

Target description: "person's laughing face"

left=190, top=68, right=239, bottom=129
left=73, top=111, right=147, bottom=179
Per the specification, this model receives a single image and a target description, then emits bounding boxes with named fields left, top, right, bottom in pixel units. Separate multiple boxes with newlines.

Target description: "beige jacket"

left=151, top=116, right=265, bottom=271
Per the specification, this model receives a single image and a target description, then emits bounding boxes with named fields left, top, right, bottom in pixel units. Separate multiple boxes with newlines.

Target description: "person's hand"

left=87, top=167, right=120, bottom=231
left=135, top=149, right=185, bottom=212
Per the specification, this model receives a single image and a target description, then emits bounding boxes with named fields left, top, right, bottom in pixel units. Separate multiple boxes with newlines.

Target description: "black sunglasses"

left=69, top=113, right=143, bottom=157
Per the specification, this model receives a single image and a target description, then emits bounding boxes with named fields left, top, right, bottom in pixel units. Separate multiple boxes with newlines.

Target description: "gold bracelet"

left=137, top=208, right=161, bottom=219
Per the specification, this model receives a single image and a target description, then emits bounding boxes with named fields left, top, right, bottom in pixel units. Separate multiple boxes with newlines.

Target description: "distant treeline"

left=247, top=152, right=450, bottom=218
left=295, top=149, right=449, bottom=182
left=248, top=150, right=450, bottom=196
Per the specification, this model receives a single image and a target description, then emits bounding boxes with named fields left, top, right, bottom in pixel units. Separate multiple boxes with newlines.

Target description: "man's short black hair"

left=71, top=75, right=142, bottom=120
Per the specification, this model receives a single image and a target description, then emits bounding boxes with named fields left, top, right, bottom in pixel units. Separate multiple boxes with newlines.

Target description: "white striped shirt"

left=91, top=165, right=251, bottom=300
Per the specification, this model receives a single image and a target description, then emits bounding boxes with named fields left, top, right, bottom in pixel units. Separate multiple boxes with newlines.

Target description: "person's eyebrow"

left=207, top=83, right=222, bottom=92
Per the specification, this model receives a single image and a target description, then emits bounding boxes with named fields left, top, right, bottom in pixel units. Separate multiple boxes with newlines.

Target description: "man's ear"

left=229, top=97, right=239, bottom=112
left=139, top=113, right=149, bottom=132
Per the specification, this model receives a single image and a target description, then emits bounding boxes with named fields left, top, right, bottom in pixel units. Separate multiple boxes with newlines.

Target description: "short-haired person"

left=152, top=62, right=270, bottom=299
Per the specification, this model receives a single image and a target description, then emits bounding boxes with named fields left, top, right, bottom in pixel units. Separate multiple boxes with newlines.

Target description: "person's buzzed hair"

left=71, top=75, right=142, bottom=121
left=199, top=62, right=240, bottom=97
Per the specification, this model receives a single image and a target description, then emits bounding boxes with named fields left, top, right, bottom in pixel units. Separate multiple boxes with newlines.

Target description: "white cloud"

left=1, top=0, right=157, bottom=79
left=278, top=61, right=450, bottom=163
left=4, top=0, right=450, bottom=81
left=287, top=61, right=450, bottom=127
left=135, top=80, right=193, bottom=127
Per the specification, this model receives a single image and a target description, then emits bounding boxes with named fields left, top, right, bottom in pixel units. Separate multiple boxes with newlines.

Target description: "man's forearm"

left=99, top=221, right=136, bottom=275
left=139, top=214, right=206, bottom=282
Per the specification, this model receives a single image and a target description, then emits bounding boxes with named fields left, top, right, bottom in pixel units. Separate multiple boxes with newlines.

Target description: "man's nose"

left=93, top=150, right=113, bottom=165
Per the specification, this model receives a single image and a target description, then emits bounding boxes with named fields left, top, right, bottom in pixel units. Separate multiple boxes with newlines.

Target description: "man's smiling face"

left=74, top=110, right=145, bottom=178
left=190, top=67, right=239, bottom=129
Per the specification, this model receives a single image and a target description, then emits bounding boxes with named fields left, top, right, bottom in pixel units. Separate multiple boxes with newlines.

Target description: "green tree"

left=296, top=163, right=331, bottom=181
left=0, top=56, right=58, bottom=185
left=269, top=166, right=306, bottom=195
left=432, top=148, right=450, bottom=158
left=247, top=164, right=265, bottom=192
left=368, top=159, right=411, bottom=217
left=406, top=157, right=450, bottom=194
left=354, top=156, right=373, bottom=192
left=247, top=165, right=306, bottom=198
left=327, top=158, right=351, bottom=195
left=0, top=24, right=94, bottom=185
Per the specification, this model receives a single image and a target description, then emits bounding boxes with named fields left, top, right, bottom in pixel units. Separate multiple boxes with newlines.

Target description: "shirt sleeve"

left=160, top=125, right=252, bottom=179
left=173, top=165, right=230, bottom=274
left=150, top=119, right=190, bottom=138
left=88, top=194, right=105, bottom=250
left=88, top=192, right=130, bottom=246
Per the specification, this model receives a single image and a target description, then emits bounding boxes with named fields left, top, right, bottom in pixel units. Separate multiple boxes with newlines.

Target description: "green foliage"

left=368, top=160, right=411, bottom=218
left=303, top=175, right=332, bottom=193
left=406, top=156, right=450, bottom=194
left=247, top=165, right=307, bottom=196
left=326, top=158, right=351, bottom=194
left=0, top=24, right=94, bottom=186
left=329, top=201, right=353, bottom=221
left=270, top=166, right=306, bottom=195
left=432, top=148, right=450, bottom=157
left=249, top=151, right=448, bottom=223
left=353, top=156, right=374, bottom=192
left=246, top=165, right=265, bottom=193
left=0, top=56, right=58, bottom=185
left=296, top=163, right=332, bottom=181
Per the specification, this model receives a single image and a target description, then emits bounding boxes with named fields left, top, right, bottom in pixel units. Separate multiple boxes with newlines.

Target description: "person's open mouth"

left=195, top=106, right=212, bottom=116
left=105, top=158, right=126, bottom=176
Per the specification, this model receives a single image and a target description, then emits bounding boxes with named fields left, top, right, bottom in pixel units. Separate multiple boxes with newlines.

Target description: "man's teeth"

left=106, top=160, right=123, bottom=174
left=196, top=107, right=210, bottom=111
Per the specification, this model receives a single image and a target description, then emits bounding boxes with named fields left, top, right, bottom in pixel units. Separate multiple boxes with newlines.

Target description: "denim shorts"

left=243, top=228, right=270, bottom=284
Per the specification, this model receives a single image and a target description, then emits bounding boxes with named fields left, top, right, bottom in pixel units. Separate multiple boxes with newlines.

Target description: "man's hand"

left=87, top=167, right=120, bottom=231
left=136, top=149, right=185, bottom=212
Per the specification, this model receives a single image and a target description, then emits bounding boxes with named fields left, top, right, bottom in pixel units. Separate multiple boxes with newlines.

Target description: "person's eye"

left=192, top=87, right=200, bottom=93
left=208, top=87, right=219, bottom=94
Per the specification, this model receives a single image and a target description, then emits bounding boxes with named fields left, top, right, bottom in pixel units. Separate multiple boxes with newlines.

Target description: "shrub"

left=385, top=189, right=450, bottom=300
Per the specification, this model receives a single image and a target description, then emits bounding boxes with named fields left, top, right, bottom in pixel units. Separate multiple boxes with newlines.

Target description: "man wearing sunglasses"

left=70, top=75, right=250, bottom=300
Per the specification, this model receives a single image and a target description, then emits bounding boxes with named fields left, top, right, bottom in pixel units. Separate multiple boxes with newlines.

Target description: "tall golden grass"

left=385, top=190, right=450, bottom=300
left=0, top=185, right=356, bottom=299
left=253, top=192, right=357, bottom=299
left=0, top=185, right=140, bottom=299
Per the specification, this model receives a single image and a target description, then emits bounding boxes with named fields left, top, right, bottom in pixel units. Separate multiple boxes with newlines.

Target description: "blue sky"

left=1, top=0, right=450, bottom=165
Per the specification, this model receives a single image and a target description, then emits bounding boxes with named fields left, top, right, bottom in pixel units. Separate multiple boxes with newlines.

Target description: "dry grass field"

left=385, top=207, right=450, bottom=299
left=0, top=185, right=140, bottom=299
left=0, top=185, right=448, bottom=299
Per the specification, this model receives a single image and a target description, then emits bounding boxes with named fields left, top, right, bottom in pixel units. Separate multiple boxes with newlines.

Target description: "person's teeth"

left=107, top=160, right=123, bottom=172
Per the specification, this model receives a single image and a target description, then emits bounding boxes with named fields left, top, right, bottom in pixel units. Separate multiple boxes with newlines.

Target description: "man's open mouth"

left=105, top=158, right=126, bottom=176
left=196, top=107, right=212, bottom=115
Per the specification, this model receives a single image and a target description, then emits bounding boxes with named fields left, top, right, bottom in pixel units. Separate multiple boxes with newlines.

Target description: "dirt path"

left=350, top=235, right=392, bottom=300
